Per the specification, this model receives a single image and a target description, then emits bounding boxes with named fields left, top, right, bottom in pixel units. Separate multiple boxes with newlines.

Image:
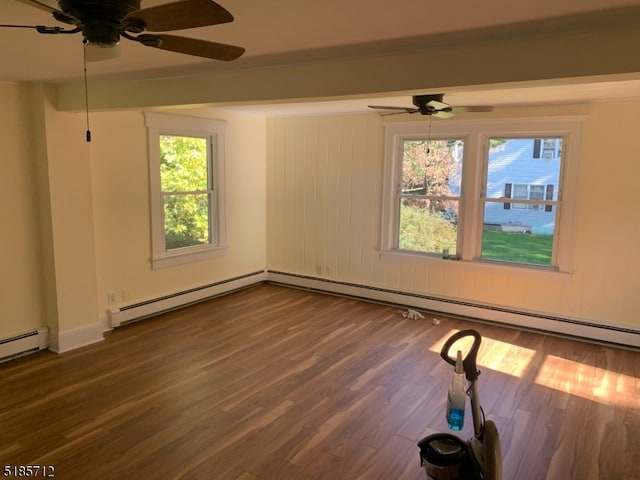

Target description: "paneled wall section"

left=267, top=115, right=385, bottom=283
left=266, top=104, right=640, bottom=331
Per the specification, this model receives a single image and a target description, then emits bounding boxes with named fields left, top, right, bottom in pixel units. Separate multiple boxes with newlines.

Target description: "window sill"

left=151, top=245, right=227, bottom=269
left=378, top=249, right=572, bottom=283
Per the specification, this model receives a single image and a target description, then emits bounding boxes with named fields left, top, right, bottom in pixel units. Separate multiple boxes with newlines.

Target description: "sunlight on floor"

left=429, top=329, right=536, bottom=378
left=535, top=355, right=640, bottom=409
left=429, top=329, right=640, bottom=409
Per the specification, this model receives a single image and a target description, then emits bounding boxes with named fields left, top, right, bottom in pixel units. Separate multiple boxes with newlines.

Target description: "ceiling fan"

left=369, top=94, right=493, bottom=118
left=2, top=0, right=245, bottom=61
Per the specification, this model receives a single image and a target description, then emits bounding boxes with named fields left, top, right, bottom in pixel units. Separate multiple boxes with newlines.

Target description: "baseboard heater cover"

left=266, top=270, right=640, bottom=349
left=108, top=270, right=267, bottom=328
left=0, top=327, right=49, bottom=363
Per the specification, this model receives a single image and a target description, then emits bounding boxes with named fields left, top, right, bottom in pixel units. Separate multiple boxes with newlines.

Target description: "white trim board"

left=49, top=322, right=104, bottom=354
left=265, top=270, right=640, bottom=349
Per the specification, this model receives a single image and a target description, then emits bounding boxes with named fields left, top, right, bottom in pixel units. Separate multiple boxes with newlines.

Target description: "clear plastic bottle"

left=446, top=350, right=466, bottom=430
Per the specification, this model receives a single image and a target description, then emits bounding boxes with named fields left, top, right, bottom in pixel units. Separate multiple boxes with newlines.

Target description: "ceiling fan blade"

left=368, top=105, right=418, bottom=114
left=461, top=106, right=494, bottom=113
left=433, top=110, right=456, bottom=119
left=448, top=105, right=495, bottom=114
left=125, top=0, right=234, bottom=32
left=380, top=111, right=418, bottom=116
left=13, top=0, right=79, bottom=24
left=426, top=99, right=449, bottom=110
left=13, top=0, right=57, bottom=15
left=136, top=34, right=245, bottom=61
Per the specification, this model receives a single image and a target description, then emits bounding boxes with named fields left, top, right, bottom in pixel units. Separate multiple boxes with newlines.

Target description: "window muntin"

left=380, top=118, right=583, bottom=275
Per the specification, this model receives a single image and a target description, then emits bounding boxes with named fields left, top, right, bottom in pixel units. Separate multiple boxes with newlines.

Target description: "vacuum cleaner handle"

left=440, top=329, right=482, bottom=382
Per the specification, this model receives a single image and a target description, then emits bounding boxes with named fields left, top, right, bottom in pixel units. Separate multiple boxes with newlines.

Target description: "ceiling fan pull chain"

left=82, top=40, right=91, bottom=143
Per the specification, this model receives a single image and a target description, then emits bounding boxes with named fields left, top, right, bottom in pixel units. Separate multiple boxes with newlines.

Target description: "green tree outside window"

left=160, top=135, right=212, bottom=250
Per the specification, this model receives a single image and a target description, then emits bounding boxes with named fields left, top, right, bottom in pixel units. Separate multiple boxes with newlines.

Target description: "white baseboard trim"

left=266, top=270, right=640, bottom=349
left=109, top=270, right=267, bottom=328
left=98, top=312, right=110, bottom=332
left=49, top=322, right=104, bottom=353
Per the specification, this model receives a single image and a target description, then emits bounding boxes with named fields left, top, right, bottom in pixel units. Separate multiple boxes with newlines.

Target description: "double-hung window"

left=145, top=112, right=227, bottom=269
left=380, top=117, right=583, bottom=276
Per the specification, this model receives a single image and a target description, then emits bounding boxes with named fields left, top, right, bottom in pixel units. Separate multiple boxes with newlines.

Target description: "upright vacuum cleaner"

left=417, top=329, right=503, bottom=480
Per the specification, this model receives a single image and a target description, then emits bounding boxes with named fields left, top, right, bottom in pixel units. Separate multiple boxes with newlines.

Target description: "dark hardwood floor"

left=1, top=284, right=639, bottom=479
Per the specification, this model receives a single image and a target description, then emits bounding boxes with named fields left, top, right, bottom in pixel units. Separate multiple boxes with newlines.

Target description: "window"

left=533, top=138, right=561, bottom=159
left=505, top=183, right=552, bottom=211
left=145, top=113, right=227, bottom=268
left=511, top=184, right=529, bottom=209
left=380, top=117, right=583, bottom=275
left=529, top=185, right=545, bottom=210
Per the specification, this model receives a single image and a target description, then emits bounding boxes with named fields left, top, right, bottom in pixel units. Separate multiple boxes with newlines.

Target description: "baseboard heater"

left=108, top=270, right=267, bottom=328
left=0, top=327, right=49, bottom=363
left=266, top=270, right=640, bottom=350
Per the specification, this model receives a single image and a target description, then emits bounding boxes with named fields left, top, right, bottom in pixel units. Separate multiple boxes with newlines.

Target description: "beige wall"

left=0, top=82, right=44, bottom=339
left=1, top=82, right=99, bottom=344
left=0, top=81, right=266, bottom=347
left=39, top=89, right=100, bottom=338
left=90, top=107, right=267, bottom=313
left=266, top=101, right=640, bottom=330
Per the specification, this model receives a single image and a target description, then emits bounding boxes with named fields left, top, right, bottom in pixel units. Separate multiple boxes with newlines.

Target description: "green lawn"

left=481, top=230, right=553, bottom=265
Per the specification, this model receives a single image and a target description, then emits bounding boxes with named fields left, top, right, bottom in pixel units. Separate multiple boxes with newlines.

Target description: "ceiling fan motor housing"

left=413, top=93, right=448, bottom=115
left=57, top=0, right=141, bottom=46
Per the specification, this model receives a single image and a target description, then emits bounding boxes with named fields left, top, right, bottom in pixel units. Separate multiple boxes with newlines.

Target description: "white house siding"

left=483, top=138, right=560, bottom=234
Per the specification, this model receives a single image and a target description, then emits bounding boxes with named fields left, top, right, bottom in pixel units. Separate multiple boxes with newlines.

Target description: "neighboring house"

left=483, top=138, right=561, bottom=234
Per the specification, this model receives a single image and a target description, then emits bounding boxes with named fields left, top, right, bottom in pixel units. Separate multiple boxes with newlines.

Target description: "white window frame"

left=379, top=117, right=584, bottom=281
left=145, top=112, right=227, bottom=269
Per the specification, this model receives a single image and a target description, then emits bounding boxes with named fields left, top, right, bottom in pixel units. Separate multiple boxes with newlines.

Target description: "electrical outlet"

left=107, top=291, right=117, bottom=306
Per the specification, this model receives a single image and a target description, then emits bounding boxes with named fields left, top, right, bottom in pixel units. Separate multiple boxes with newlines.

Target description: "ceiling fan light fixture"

left=82, top=22, right=121, bottom=47
left=84, top=42, right=121, bottom=62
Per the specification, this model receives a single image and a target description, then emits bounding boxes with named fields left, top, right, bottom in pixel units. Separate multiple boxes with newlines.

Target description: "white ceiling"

left=1, top=0, right=640, bottom=114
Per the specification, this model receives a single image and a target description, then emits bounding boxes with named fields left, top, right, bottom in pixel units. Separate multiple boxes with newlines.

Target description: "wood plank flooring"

left=1, top=284, right=639, bottom=479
